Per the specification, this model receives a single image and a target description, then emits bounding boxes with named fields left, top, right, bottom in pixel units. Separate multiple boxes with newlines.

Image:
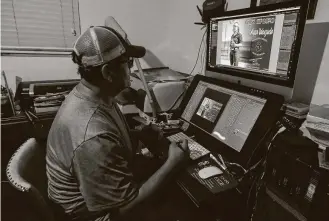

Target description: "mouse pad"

left=186, top=158, right=238, bottom=194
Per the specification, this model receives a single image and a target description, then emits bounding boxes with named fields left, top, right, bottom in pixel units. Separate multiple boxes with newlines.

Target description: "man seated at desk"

left=46, top=26, right=190, bottom=221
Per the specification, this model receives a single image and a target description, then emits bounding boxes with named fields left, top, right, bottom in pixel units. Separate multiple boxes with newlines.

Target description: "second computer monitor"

left=179, top=75, right=284, bottom=167
left=181, top=80, right=266, bottom=153
left=207, top=1, right=308, bottom=87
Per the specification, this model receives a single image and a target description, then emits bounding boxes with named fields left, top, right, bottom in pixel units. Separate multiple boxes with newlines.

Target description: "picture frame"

left=250, top=0, right=318, bottom=19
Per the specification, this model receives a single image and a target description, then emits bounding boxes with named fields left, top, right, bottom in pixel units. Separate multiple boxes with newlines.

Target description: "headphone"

left=72, top=26, right=133, bottom=68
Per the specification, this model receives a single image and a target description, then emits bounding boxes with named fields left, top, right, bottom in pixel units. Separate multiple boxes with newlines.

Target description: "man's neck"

left=81, top=78, right=115, bottom=105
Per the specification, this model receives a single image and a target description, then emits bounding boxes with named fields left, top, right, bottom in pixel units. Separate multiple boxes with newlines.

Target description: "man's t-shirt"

left=46, top=82, right=138, bottom=221
left=230, top=32, right=243, bottom=52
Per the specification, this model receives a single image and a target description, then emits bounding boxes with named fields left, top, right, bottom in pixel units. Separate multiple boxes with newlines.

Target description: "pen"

left=177, top=135, right=195, bottom=144
left=209, top=153, right=227, bottom=171
left=176, top=136, right=194, bottom=153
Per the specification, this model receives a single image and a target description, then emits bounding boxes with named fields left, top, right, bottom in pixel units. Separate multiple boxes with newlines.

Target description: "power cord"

left=189, top=29, right=207, bottom=75
left=246, top=125, right=286, bottom=220
left=199, top=33, right=207, bottom=75
left=167, top=90, right=186, bottom=111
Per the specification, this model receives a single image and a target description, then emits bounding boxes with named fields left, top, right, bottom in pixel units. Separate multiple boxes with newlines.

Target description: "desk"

left=175, top=158, right=247, bottom=221
left=132, top=119, right=252, bottom=221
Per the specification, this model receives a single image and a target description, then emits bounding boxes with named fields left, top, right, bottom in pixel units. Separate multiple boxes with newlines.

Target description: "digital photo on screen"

left=191, top=88, right=231, bottom=133
left=216, top=16, right=276, bottom=73
left=196, top=98, right=223, bottom=123
left=211, top=10, right=300, bottom=78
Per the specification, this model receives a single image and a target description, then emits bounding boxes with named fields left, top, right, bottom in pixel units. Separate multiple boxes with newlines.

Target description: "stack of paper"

left=33, top=92, right=68, bottom=113
left=305, top=104, right=329, bottom=149
left=284, top=102, right=310, bottom=119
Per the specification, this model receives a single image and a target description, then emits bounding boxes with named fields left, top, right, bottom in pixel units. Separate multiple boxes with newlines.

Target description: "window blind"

left=1, top=0, right=80, bottom=53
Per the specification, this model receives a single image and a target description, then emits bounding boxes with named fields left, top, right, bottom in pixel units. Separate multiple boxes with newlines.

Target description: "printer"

left=117, top=67, right=190, bottom=114
left=15, top=79, right=80, bottom=113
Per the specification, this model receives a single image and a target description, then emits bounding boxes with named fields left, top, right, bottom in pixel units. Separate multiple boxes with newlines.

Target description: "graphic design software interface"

left=181, top=81, right=266, bottom=152
left=208, top=6, right=301, bottom=81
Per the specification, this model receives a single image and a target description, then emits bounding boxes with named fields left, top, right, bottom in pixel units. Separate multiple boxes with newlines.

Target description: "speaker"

left=202, top=0, right=226, bottom=23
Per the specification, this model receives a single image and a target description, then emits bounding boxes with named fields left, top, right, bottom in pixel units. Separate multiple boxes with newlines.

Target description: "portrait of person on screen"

left=230, top=22, right=243, bottom=66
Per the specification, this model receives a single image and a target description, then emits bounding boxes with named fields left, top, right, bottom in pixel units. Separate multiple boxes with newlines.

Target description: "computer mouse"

left=198, top=166, right=223, bottom=179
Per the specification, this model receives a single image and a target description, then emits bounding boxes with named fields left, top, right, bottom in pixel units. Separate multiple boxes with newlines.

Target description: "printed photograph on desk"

left=196, top=98, right=223, bottom=122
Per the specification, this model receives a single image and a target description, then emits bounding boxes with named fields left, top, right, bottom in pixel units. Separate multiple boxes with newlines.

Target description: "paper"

left=131, top=68, right=190, bottom=83
left=318, top=151, right=329, bottom=170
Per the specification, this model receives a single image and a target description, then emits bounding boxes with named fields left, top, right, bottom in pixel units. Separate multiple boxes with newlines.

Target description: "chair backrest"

left=6, top=138, right=56, bottom=221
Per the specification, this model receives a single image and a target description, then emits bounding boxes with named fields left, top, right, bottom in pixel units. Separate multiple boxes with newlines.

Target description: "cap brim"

left=125, top=45, right=146, bottom=58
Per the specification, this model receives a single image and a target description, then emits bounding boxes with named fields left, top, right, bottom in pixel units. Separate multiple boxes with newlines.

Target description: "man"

left=201, top=102, right=210, bottom=118
left=230, top=22, right=243, bottom=66
left=46, top=26, right=189, bottom=221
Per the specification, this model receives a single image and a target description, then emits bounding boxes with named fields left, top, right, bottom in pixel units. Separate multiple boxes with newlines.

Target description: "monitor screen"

left=207, top=2, right=307, bottom=87
left=181, top=80, right=266, bottom=152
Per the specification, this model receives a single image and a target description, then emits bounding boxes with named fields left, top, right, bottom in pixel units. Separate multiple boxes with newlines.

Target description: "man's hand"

left=137, top=124, right=164, bottom=145
left=167, top=140, right=190, bottom=166
left=141, top=124, right=163, bottom=139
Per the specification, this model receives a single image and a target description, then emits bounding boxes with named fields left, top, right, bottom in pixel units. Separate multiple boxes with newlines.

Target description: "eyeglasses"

left=119, top=56, right=134, bottom=68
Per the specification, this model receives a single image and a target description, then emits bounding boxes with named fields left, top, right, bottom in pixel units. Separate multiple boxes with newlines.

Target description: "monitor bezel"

left=177, top=74, right=284, bottom=168
left=206, top=0, right=309, bottom=88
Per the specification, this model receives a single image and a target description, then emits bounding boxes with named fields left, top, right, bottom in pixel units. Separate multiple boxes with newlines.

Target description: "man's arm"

left=73, top=134, right=189, bottom=220
left=118, top=140, right=189, bottom=218
left=235, top=34, right=243, bottom=47
left=231, top=34, right=243, bottom=48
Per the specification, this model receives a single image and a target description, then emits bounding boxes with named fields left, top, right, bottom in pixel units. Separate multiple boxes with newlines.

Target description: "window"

left=1, top=0, right=80, bottom=55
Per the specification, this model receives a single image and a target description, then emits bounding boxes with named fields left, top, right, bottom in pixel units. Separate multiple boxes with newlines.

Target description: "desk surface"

left=176, top=167, right=245, bottom=221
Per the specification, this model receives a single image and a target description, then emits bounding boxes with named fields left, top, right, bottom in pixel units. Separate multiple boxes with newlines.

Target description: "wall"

left=78, top=0, right=206, bottom=75
left=1, top=56, right=78, bottom=94
left=2, top=0, right=206, bottom=93
left=1, top=0, right=328, bottom=105
left=307, top=0, right=329, bottom=105
left=79, top=0, right=328, bottom=105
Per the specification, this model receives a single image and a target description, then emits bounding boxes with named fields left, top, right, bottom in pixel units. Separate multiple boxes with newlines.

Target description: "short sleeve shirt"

left=46, top=82, right=138, bottom=221
left=230, top=32, right=243, bottom=51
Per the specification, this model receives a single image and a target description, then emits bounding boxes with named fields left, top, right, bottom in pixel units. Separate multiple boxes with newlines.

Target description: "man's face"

left=233, top=25, right=238, bottom=33
left=120, top=62, right=131, bottom=88
left=112, top=56, right=132, bottom=92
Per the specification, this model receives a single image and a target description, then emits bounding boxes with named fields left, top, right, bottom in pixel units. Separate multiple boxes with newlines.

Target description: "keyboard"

left=167, top=132, right=210, bottom=160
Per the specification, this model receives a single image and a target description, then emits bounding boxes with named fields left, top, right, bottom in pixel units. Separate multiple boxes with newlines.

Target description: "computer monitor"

left=206, top=1, right=308, bottom=89
left=179, top=75, right=284, bottom=167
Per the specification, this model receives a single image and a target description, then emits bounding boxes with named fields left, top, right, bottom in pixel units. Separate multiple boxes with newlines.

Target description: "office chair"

left=6, top=138, right=58, bottom=221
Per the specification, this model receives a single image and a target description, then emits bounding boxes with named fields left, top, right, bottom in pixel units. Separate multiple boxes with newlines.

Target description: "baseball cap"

left=72, top=26, right=146, bottom=67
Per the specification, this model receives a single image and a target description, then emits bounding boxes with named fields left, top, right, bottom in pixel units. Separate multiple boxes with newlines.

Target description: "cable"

left=11, top=0, right=20, bottom=46
left=167, top=89, right=186, bottom=111
left=246, top=126, right=286, bottom=220
left=72, top=0, right=76, bottom=30
left=226, top=161, right=248, bottom=174
left=59, top=0, right=67, bottom=47
left=189, top=29, right=207, bottom=75
left=246, top=122, right=277, bottom=167
left=199, top=37, right=207, bottom=75
left=71, top=0, right=76, bottom=36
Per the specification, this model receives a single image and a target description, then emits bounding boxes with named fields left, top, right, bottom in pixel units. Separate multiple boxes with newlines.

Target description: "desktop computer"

left=166, top=75, right=283, bottom=168
left=183, top=2, right=327, bottom=221
left=160, top=2, right=312, bottom=221
left=205, top=0, right=309, bottom=100
left=163, top=74, right=284, bottom=221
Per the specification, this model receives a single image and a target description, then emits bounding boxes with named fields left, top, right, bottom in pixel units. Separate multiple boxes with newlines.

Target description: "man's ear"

left=101, top=64, right=113, bottom=83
